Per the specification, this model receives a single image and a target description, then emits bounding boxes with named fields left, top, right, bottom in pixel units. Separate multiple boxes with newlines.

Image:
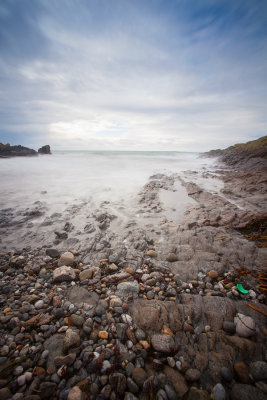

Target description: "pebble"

left=235, top=314, right=256, bottom=338
left=35, top=299, right=44, bottom=309
left=250, top=361, right=267, bottom=381
left=213, top=383, right=226, bottom=400
left=221, top=367, right=233, bottom=382
left=185, top=368, right=201, bottom=382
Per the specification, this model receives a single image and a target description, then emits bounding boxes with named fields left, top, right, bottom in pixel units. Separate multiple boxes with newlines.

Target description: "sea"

left=0, top=151, right=217, bottom=213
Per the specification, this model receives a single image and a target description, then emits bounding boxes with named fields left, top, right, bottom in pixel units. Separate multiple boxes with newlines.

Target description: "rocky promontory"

left=204, top=135, right=267, bottom=170
left=0, top=143, right=51, bottom=157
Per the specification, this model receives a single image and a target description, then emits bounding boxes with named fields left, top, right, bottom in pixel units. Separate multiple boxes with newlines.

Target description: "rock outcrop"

left=38, top=145, right=51, bottom=154
left=0, top=142, right=52, bottom=157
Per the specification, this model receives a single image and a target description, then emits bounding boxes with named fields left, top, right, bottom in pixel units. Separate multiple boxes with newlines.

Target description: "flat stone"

left=46, top=249, right=60, bottom=258
left=186, top=387, right=209, bottom=400
left=70, top=314, right=84, bottom=327
left=54, top=353, right=76, bottom=368
left=116, top=281, right=139, bottom=298
left=79, top=269, right=93, bottom=281
left=151, top=334, right=175, bottom=353
left=44, top=334, right=64, bottom=367
left=146, top=250, right=158, bottom=258
left=67, top=286, right=99, bottom=306
left=53, top=266, right=75, bottom=282
left=166, top=253, right=178, bottom=262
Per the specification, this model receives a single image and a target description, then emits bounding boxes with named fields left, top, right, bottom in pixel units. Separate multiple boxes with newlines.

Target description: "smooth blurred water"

left=0, top=151, right=215, bottom=212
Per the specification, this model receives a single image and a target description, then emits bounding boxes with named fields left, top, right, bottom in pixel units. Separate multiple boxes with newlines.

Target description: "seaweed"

left=233, top=215, right=267, bottom=248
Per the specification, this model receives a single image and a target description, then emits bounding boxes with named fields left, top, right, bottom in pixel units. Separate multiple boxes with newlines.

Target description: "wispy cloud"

left=0, top=0, right=266, bottom=150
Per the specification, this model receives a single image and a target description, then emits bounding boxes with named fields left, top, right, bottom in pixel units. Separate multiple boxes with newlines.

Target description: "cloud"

left=0, top=0, right=266, bottom=151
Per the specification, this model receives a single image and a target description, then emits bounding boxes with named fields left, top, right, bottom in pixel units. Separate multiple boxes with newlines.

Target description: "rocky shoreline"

left=0, top=138, right=266, bottom=400
left=0, top=144, right=51, bottom=158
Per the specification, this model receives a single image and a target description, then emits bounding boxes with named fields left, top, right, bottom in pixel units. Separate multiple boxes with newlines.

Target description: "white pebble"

left=17, top=375, right=26, bottom=386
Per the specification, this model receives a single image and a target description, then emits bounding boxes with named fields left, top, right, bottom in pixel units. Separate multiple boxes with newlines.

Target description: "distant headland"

left=0, top=143, right=51, bottom=157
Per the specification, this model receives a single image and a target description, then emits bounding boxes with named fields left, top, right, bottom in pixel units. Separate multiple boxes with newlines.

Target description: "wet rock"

left=63, top=329, right=80, bottom=351
left=185, top=368, right=201, bottom=382
left=116, top=281, right=139, bottom=298
left=109, top=372, right=127, bottom=395
left=235, top=314, right=256, bottom=338
left=79, top=269, right=93, bottom=281
left=207, top=270, right=218, bottom=279
left=54, top=353, right=76, bottom=368
left=53, top=266, right=75, bottom=282
left=213, top=383, right=226, bottom=400
left=39, top=382, right=57, bottom=399
left=0, top=387, right=11, bottom=400
left=70, top=315, right=84, bottom=327
left=68, top=286, right=99, bottom=306
left=132, top=367, right=147, bottom=387
left=234, top=362, right=250, bottom=384
left=58, top=252, right=74, bottom=266
left=163, top=366, right=188, bottom=398
left=221, top=367, right=233, bottom=382
left=67, top=386, right=84, bottom=400
left=46, top=249, right=60, bottom=258
left=186, top=387, right=209, bottom=400
left=166, top=253, right=178, bottom=262
left=231, top=383, right=267, bottom=400
left=146, top=250, right=158, bottom=258
left=222, top=321, right=236, bottom=334
left=250, top=361, right=267, bottom=381
left=151, top=334, right=175, bottom=353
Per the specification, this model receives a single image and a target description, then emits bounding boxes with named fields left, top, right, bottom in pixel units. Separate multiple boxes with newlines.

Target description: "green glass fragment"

left=237, top=283, right=249, bottom=294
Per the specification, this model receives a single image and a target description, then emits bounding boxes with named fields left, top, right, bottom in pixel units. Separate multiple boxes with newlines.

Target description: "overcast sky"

left=0, top=0, right=266, bottom=151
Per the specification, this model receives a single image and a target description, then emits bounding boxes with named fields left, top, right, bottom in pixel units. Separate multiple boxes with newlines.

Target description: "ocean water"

left=0, top=151, right=215, bottom=212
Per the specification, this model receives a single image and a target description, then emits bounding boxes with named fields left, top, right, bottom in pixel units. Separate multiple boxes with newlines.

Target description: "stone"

left=132, top=367, right=147, bottom=387
left=151, top=334, right=175, bottom=353
left=44, top=334, right=64, bottom=367
left=109, top=372, right=127, bottom=395
left=0, top=388, right=11, bottom=400
left=135, top=329, right=146, bottom=341
left=213, top=383, right=226, bottom=400
left=46, top=249, right=60, bottom=258
left=110, top=296, right=122, bottom=308
left=34, top=300, right=44, bottom=309
left=166, top=253, right=178, bottom=262
left=250, top=361, right=267, bottom=381
left=164, top=384, right=177, bottom=400
left=59, top=252, right=74, bottom=266
left=185, top=368, right=201, bottom=382
left=38, top=145, right=51, bottom=154
left=221, top=367, right=233, bottom=382
left=234, top=362, right=250, bottom=383
left=161, top=325, right=174, bottom=337
left=70, top=314, right=84, bottom=327
left=207, top=270, right=218, bottom=279
left=186, top=387, right=209, bottom=400
left=54, top=353, right=76, bottom=368
left=146, top=250, right=158, bottom=258
left=53, top=266, right=75, bottom=282
left=98, top=331, right=108, bottom=339
left=67, top=386, right=84, bottom=400
left=68, top=286, right=99, bottom=306
left=79, top=269, right=93, bottom=281
left=147, top=290, right=155, bottom=300
left=116, top=281, right=139, bottom=298
left=235, top=314, right=256, bottom=338
left=163, top=366, right=188, bottom=398
left=108, top=263, right=119, bottom=272
left=231, top=383, right=267, bottom=400
left=39, top=382, right=57, bottom=399
left=222, top=321, right=236, bottom=334
left=63, top=329, right=80, bottom=351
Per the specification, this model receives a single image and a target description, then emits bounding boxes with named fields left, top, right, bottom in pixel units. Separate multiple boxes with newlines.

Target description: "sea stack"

left=38, top=145, right=51, bottom=154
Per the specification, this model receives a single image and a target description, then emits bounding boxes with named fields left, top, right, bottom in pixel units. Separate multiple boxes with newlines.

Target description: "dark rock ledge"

left=0, top=143, right=51, bottom=158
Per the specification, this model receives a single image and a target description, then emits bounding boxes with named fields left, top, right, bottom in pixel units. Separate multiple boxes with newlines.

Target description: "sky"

left=0, top=0, right=266, bottom=151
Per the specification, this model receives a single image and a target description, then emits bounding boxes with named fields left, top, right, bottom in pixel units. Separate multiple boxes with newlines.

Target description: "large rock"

left=43, top=334, right=64, bottom=367
left=164, top=366, right=188, bottom=398
left=250, top=361, right=267, bottom=381
left=53, top=266, right=76, bottom=282
left=235, top=314, right=256, bottom=337
left=38, top=145, right=51, bottom=154
left=231, top=383, right=267, bottom=400
left=67, top=286, right=99, bottom=306
left=0, top=143, right=37, bottom=157
left=151, top=334, right=176, bottom=353
left=116, top=281, right=139, bottom=298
